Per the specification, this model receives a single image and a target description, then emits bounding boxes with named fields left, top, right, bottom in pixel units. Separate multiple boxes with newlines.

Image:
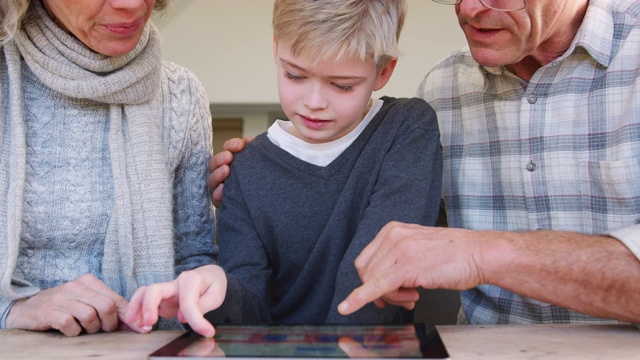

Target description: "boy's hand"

left=207, top=137, right=253, bottom=207
left=125, top=265, right=228, bottom=338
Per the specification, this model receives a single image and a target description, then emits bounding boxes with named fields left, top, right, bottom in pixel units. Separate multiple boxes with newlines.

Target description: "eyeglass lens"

left=431, top=0, right=526, bottom=12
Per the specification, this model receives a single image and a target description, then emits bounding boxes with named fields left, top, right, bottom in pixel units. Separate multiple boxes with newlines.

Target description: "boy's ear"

left=273, top=35, right=278, bottom=61
left=373, top=58, right=397, bottom=91
left=273, top=36, right=278, bottom=62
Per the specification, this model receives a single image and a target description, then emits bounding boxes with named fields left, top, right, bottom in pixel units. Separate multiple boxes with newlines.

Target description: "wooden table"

left=0, top=324, right=637, bottom=359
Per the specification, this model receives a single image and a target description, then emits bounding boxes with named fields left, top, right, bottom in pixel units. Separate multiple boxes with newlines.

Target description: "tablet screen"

left=149, top=323, right=449, bottom=359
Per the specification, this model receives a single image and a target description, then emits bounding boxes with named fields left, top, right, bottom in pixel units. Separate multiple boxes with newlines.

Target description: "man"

left=211, top=0, right=640, bottom=324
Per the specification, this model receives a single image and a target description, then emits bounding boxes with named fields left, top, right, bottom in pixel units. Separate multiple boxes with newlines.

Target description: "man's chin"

left=469, top=48, right=514, bottom=68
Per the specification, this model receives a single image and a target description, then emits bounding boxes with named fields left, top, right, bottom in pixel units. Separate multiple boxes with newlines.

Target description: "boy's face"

left=274, top=37, right=395, bottom=144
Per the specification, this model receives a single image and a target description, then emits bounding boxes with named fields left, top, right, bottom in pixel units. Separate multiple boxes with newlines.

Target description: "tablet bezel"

left=149, top=323, right=449, bottom=360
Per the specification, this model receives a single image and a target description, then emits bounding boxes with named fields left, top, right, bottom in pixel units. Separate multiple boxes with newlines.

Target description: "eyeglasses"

left=432, top=0, right=526, bottom=12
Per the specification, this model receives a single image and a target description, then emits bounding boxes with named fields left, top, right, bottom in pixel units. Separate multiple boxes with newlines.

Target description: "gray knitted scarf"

left=0, top=1, right=175, bottom=300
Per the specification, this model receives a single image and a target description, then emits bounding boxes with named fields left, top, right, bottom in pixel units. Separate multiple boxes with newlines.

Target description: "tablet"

left=149, top=323, right=449, bottom=360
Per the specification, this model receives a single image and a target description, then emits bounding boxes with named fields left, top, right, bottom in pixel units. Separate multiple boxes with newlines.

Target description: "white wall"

left=156, top=0, right=467, bottom=104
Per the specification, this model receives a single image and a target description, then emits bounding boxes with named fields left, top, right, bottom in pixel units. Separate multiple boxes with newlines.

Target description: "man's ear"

left=373, top=58, right=397, bottom=91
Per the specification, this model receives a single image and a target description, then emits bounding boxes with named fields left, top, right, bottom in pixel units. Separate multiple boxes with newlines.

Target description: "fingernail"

left=337, top=302, right=348, bottom=314
left=142, top=325, right=152, bottom=332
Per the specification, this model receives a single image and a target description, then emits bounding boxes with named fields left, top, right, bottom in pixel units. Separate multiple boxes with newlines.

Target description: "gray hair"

left=0, top=0, right=28, bottom=45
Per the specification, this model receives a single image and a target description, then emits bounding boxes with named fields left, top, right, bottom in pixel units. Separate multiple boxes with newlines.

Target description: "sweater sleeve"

left=326, top=98, right=443, bottom=323
left=0, top=299, right=16, bottom=329
left=204, top=156, right=272, bottom=325
left=164, top=63, right=217, bottom=275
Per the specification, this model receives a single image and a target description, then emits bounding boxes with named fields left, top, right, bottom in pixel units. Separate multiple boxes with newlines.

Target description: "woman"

left=0, top=0, right=216, bottom=336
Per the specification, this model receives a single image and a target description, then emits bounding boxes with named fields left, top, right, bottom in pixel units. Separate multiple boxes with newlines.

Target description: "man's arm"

left=339, top=224, right=640, bottom=323
left=482, top=229, right=640, bottom=322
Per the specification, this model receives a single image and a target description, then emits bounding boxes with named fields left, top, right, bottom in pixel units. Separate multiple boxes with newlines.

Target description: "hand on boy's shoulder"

left=208, top=136, right=254, bottom=207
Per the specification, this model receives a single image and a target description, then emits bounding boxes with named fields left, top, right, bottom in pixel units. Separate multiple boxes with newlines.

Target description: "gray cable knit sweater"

left=0, top=2, right=216, bottom=329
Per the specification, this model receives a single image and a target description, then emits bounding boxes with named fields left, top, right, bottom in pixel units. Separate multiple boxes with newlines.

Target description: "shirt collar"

left=571, top=0, right=614, bottom=68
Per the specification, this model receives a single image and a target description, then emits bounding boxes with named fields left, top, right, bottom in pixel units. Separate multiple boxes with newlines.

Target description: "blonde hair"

left=273, top=0, right=407, bottom=70
left=1, top=0, right=171, bottom=45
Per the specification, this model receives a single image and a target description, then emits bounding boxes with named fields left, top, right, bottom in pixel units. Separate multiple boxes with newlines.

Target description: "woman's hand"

left=5, top=274, right=142, bottom=337
left=126, top=265, right=228, bottom=338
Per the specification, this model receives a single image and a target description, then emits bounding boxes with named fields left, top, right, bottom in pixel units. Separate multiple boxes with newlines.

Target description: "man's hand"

left=6, top=274, right=143, bottom=337
left=207, top=137, right=252, bottom=207
left=338, top=222, right=485, bottom=315
left=338, top=221, right=640, bottom=324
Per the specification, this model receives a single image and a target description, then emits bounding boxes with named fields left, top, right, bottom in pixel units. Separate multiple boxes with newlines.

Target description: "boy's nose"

left=303, top=84, right=329, bottom=110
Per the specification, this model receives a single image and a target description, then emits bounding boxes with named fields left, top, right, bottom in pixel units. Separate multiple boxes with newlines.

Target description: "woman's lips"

left=104, top=20, right=142, bottom=36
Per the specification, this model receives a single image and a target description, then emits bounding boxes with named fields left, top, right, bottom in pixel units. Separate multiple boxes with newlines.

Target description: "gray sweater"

left=206, top=97, right=442, bottom=325
left=0, top=62, right=216, bottom=327
left=0, top=1, right=215, bottom=329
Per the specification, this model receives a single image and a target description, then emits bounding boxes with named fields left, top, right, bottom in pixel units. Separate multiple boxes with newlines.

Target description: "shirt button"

left=526, top=160, right=536, bottom=171
left=527, top=94, right=537, bottom=104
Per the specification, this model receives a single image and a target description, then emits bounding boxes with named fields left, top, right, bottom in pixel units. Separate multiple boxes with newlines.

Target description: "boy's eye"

left=284, top=71, right=304, bottom=81
left=284, top=70, right=355, bottom=93
left=333, top=84, right=354, bottom=92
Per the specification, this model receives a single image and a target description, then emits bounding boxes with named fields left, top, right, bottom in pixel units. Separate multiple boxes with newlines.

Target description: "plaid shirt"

left=418, top=0, right=640, bottom=324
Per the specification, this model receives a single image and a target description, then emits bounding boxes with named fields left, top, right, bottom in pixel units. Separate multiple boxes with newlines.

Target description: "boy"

left=126, top=0, right=442, bottom=337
